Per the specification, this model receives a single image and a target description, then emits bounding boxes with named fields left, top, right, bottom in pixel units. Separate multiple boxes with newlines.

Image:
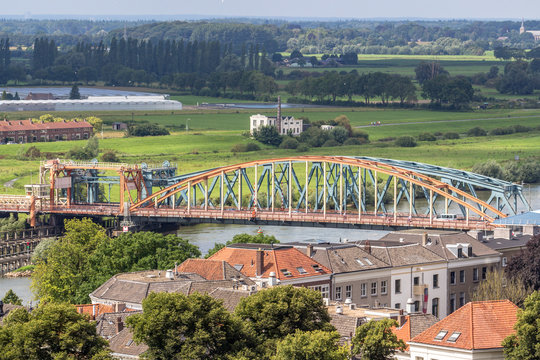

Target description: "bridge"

left=0, top=156, right=530, bottom=232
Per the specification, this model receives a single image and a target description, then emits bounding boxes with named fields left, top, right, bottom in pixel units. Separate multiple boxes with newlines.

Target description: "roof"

left=330, top=313, right=363, bottom=344
left=208, top=288, right=251, bottom=312
left=96, top=311, right=143, bottom=339
left=176, top=259, right=254, bottom=284
left=75, top=303, right=115, bottom=319
left=393, top=314, right=439, bottom=351
left=208, top=244, right=331, bottom=280
left=0, top=119, right=93, bottom=132
left=482, top=234, right=531, bottom=251
left=494, top=210, right=540, bottom=225
left=410, top=300, right=519, bottom=350
left=108, top=327, right=148, bottom=358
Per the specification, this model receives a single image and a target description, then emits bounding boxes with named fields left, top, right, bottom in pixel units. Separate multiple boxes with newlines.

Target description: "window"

left=414, top=300, right=420, bottom=312
left=346, top=285, right=353, bottom=299
left=482, top=267, right=487, bottom=280
left=415, top=357, right=424, bottom=360
left=395, top=279, right=401, bottom=293
left=296, top=267, right=307, bottom=274
left=312, top=264, right=324, bottom=272
left=432, top=298, right=439, bottom=318
left=434, top=330, right=448, bottom=341
left=413, top=276, right=420, bottom=286
left=355, top=258, right=365, bottom=266
left=395, top=303, right=401, bottom=309
left=450, top=271, right=456, bottom=285
left=447, top=332, right=461, bottom=343
left=459, top=292, right=465, bottom=307
left=335, top=286, right=342, bottom=301
left=363, top=258, right=373, bottom=265
left=502, top=257, right=507, bottom=267
left=457, top=247, right=463, bottom=258
left=473, top=268, right=479, bottom=282
left=371, top=282, right=377, bottom=296
left=433, top=274, right=439, bottom=288
left=450, top=294, right=456, bottom=313
left=360, top=283, right=366, bottom=297
left=459, top=270, right=465, bottom=283
left=381, top=280, right=387, bottom=295
left=280, top=269, right=292, bottom=277
left=309, top=285, right=330, bottom=299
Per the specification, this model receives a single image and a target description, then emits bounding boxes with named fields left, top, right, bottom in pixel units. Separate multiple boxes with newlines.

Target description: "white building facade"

left=250, top=114, right=303, bottom=136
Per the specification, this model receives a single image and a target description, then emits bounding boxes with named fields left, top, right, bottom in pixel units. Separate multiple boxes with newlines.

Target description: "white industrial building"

left=0, top=95, right=182, bottom=112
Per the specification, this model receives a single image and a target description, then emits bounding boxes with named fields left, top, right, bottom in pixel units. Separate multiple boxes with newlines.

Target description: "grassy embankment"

left=1, top=107, right=539, bottom=196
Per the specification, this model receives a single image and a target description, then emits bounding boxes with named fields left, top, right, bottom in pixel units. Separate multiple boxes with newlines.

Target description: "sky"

left=6, top=0, right=540, bottom=20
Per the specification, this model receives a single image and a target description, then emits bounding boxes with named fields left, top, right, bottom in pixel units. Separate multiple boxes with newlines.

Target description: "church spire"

left=520, top=17, right=525, bottom=34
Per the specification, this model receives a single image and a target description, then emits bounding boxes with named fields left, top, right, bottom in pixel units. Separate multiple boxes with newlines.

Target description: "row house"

left=0, top=119, right=93, bottom=144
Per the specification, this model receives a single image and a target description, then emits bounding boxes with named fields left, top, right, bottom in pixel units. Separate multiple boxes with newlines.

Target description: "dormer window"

left=434, top=330, right=448, bottom=341
left=447, top=332, right=461, bottom=343
left=280, top=269, right=293, bottom=277
left=296, top=267, right=307, bottom=274
left=312, top=264, right=324, bottom=272
left=457, top=248, right=463, bottom=258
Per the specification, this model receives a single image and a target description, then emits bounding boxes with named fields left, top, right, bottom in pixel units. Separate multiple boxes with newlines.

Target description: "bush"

left=472, top=160, right=505, bottom=180
left=279, top=137, right=299, bottom=149
left=253, top=125, right=282, bottom=147
left=395, top=136, right=417, bottom=147
left=489, top=127, right=514, bottom=136
left=443, top=132, right=460, bottom=139
left=351, top=129, right=369, bottom=141
left=128, top=124, right=170, bottom=137
left=512, top=125, right=532, bottom=133
left=231, top=143, right=260, bottom=153
left=296, top=144, right=310, bottom=152
left=343, top=138, right=363, bottom=146
left=467, top=127, right=487, bottom=137
left=417, top=132, right=436, bottom=141
left=330, top=126, right=349, bottom=144
left=101, top=151, right=119, bottom=162
left=67, top=136, right=99, bottom=160
left=322, top=139, right=340, bottom=147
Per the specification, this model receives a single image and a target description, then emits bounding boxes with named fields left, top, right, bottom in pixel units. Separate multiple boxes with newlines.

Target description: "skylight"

left=363, top=257, right=373, bottom=265
left=280, top=269, right=293, bottom=277
left=434, top=330, right=448, bottom=341
left=296, top=267, right=307, bottom=274
left=447, top=332, right=461, bottom=343
left=234, top=264, right=244, bottom=271
left=312, top=264, right=323, bottom=272
left=355, top=258, right=365, bottom=266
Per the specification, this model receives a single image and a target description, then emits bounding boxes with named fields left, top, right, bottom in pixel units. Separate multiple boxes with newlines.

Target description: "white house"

left=250, top=114, right=303, bottom=136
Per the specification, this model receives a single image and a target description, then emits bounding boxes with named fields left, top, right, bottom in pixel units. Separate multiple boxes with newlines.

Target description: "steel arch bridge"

left=0, top=156, right=526, bottom=231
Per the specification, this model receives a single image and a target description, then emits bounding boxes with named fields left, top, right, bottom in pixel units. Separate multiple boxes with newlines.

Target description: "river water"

left=2, top=184, right=538, bottom=305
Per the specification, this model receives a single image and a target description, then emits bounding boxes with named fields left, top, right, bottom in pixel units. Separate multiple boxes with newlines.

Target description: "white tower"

left=520, top=18, right=525, bottom=34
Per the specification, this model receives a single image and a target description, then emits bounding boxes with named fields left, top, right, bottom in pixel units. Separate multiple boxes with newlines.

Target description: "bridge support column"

left=271, top=164, right=275, bottom=213
left=409, top=181, right=413, bottom=216
left=205, top=178, right=208, bottom=211
left=393, top=176, right=397, bottom=222
left=374, top=171, right=378, bottom=215
left=358, top=167, right=362, bottom=222
left=254, top=165, right=258, bottom=209
left=429, top=189, right=433, bottom=225
left=305, top=161, right=308, bottom=213
left=220, top=171, right=224, bottom=216
left=339, top=164, right=343, bottom=214
left=187, top=181, right=191, bottom=214
left=289, top=161, right=292, bottom=218
left=323, top=162, right=327, bottom=219
left=238, top=171, right=242, bottom=211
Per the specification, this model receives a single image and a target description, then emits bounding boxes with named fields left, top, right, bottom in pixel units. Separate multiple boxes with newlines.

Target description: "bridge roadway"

left=34, top=204, right=491, bottom=231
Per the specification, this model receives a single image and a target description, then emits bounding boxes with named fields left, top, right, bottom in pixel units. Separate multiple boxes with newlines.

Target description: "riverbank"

left=3, top=270, right=32, bottom=278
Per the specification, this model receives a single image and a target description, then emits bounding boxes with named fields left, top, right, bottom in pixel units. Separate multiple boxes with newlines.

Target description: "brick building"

left=0, top=119, right=93, bottom=144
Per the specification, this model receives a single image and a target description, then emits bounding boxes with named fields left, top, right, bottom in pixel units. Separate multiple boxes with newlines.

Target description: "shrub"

left=343, top=138, right=363, bottom=146
left=101, top=151, right=119, bottom=162
left=489, top=127, right=514, bottom=136
left=351, top=129, right=369, bottom=141
left=395, top=136, right=417, bottom=147
left=253, top=125, right=282, bottom=147
left=128, top=124, right=170, bottom=137
left=467, top=127, right=487, bottom=137
left=330, top=126, right=349, bottom=144
left=443, top=132, right=460, bottom=139
left=245, top=143, right=261, bottom=151
left=322, top=139, right=340, bottom=147
left=472, top=160, right=505, bottom=179
left=231, top=143, right=260, bottom=153
left=279, top=137, right=299, bottom=149
left=417, top=132, right=436, bottom=141
left=512, top=125, right=532, bottom=133
left=296, top=144, right=310, bottom=152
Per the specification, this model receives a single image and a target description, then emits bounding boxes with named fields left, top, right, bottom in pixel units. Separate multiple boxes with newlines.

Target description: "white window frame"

left=381, top=280, right=387, bottom=295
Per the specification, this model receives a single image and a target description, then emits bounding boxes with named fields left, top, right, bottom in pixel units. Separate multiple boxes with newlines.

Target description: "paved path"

left=3, top=178, right=18, bottom=188
left=355, top=114, right=540, bottom=128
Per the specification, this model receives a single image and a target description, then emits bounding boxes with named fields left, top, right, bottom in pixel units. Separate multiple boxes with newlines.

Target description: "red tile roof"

left=393, top=317, right=412, bottom=350
left=0, top=119, right=92, bottom=132
left=410, top=300, right=518, bottom=350
left=75, top=304, right=115, bottom=319
left=209, top=246, right=330, bottom=280
left=176, top=259, right=242, bottom=281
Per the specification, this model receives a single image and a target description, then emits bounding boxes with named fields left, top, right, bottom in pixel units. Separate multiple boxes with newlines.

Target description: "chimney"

left=422, top=233, right=428, bottom=246
left=494, top=227, right=512, bottom=240
left=406, top=298, right=415, bottom=314
left=115, top=303, right=126, bottom=312
left=307, top=244, right=313, bottom=257
left=256, top=248, right=264, bottom=276
left=364, top=240, right=371, bottom=255
left=115, top=317, right=124, bottom=334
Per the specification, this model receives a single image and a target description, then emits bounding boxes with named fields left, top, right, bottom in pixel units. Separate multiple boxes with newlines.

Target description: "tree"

left=503, top=291, right=540, bottom=359
left=470, top=268, right=531, bottom=307
left=85, top=116, right=103, bottom=133
left=0, top=302, right=111, bottom=359
left=69, top=85, right=81, bottom=100
left=235, top=286, right=333, bottom=357
left=415, top=61, right=448, bottom=84
left=507, top=234, right=540, bottom=290
left=253, top=125, right=282, bottom=147
left=273, top=330, right=349, bottom=360
left=206, top=233, right=279, bottom=258
left=351, top=319, right=406, bottom=360
left=127, top=292, right=250, bottom=360
left=2, top=289, right=22, bottom=306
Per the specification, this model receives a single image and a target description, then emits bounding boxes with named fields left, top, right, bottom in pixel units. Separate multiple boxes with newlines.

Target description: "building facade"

left=0, top=119, right=93, bottom=144
left=249, top=114, right=303, bottom=136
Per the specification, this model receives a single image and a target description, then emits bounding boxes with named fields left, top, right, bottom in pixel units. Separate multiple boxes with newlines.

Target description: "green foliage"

left=442, top=132, right=460, bottom=139
left=395, top=136, right=417, bottom=147
left=417, top=132, right=436, bottom=141
left=351, top=319, right=406, bottom=360
left=279, top=137, right=299, bottom=149
left=31, top=219, right=200, bottom=304
left=470, top=269, right=530, bottom=307
left=2, top=289, right=22, bottom=306
left=415, top=61, right=449, bottom=84
left=467, top=126, right=487, bottom=136
left=343, top=138, right=363, bottom=146
left=273, top=330, right=349, bottom=360
left=503, top=291, right=540, bottom=360
left=296, top=143, right=310, bottom=152
left=127, top=292, right=250, bottom=360
left=472, top=159, right=505, bottom=180
left=253, top=125, right=282, bottom=147
left=128, top=123, right=170, bottom=137
left=69, top=85, right=80, bottom=99
left=330, top=126, right=349, bottom=144
left=322, top=139, right=340, bottom=147
left=100, top=150, right=119, bottom=162
left=206, top=233, right=279, bottom=259
left=0, top=302, right=111, bottom=359
left=231, top=142, right=261, bottom=153
left=67, top=136, right=99, bottom=160
left=0, top=214, right=26, bottom=232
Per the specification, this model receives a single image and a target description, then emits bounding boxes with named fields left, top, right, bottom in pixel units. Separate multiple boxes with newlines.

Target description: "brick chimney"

left=422, top=233, right=428, bottom=246
left=115, top=317, right=124, bottom=334
left=256, top=248, right=264, bottom=276
left=307, top=244, right=314, bottom=257
left=115, top=302, right=126, bottom=312
left=364, top=240, right=371, bottom=255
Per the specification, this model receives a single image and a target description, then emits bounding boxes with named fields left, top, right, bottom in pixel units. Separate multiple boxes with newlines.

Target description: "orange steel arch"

left=129, top=156, right=506, bottom=222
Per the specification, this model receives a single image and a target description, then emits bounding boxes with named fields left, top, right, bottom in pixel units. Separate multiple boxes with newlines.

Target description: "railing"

left=41, top=159, right=177, bottom=170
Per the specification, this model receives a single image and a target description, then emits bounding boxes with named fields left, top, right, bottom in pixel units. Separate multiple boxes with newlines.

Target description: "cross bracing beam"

left=129, top=156, right=507, bottom=223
